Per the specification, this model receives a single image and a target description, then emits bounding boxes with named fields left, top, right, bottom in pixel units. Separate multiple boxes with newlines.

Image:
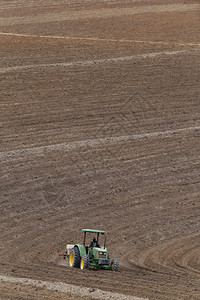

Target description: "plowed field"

left=0, top=0, right=200, bottom=299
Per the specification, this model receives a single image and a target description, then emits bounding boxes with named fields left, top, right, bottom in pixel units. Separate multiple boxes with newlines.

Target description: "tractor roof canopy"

left=82, top=229, right=106, bottom=234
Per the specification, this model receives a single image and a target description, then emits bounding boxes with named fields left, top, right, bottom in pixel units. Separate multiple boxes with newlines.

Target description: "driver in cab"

left=90, top=237, right=100, bottom=248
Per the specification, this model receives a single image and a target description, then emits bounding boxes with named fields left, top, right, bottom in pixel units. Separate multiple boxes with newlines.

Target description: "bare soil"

left=0, top=0, right=200, bottom=299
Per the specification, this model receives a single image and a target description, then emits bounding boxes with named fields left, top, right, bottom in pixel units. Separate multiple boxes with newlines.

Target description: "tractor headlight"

left=97, top=252, right=107, bottom=259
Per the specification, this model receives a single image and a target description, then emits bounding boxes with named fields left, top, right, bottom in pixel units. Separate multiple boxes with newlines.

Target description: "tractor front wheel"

left=111, top=259, right=119, bottom=272
left=68, top=247, right=80, bottom=268
left=80, top=254, right=90, bottom=270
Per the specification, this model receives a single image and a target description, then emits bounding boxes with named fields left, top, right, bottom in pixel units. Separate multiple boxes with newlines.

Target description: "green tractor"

left=65, top=229, right=119, bottom=271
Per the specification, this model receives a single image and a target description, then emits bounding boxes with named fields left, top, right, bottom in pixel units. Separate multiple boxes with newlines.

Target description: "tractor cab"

left=82, top=229, right=106, bottom=252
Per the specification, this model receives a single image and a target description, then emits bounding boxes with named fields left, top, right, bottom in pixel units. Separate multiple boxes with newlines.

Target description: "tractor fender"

left=74, top=244, right=86, bottom=258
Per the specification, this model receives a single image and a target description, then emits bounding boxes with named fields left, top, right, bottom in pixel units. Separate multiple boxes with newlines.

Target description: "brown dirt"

left=0, top=0, right=200, bottom=299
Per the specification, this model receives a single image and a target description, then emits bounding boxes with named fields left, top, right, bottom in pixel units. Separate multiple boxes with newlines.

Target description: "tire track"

left=1, top=32, right=200, bottom=49
left=0, top=50, right=194, bottom=73
left=0, top=126, right=199, bottom=159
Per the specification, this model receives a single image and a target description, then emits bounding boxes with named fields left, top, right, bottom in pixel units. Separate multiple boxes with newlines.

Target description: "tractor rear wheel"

left=80, top=254, right=90, bottom=270
left=68, top=247, right=80, bottom=268
left=111, top=259, right=119, bottom=272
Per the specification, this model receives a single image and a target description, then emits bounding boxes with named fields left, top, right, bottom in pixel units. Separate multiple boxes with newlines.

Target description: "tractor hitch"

left=57, top=252, right=68, bottom=259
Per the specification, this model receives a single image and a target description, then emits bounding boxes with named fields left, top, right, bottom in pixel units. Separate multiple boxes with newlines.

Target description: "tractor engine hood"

left=94, top=247, right=107, bottom=252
